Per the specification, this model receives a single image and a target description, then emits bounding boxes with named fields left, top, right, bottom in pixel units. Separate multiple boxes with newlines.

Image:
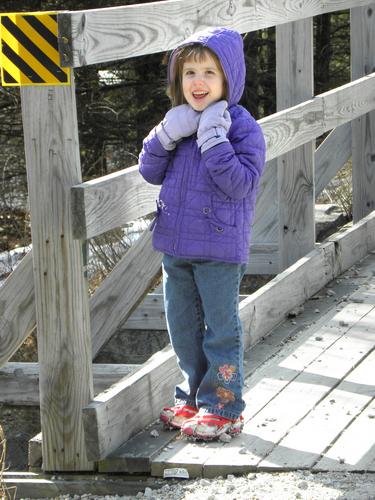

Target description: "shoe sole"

left=181, top=424, right=243, bottom=441
left=160, top=411, right=198, bottom=430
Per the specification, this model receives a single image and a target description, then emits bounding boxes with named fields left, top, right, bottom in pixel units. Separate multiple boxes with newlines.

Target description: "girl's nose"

left=193, top=74, right=205, bottom=84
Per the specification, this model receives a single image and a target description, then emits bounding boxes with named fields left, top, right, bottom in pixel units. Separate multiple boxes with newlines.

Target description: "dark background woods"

left=0, top=0, right=350, bottom=253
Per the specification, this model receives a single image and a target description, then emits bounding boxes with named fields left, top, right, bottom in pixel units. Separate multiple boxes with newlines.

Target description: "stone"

left=298, top=481, right=309, bottom=490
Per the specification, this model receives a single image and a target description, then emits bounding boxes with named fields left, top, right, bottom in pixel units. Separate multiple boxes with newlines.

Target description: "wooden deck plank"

left=151, top=439, right=222, bottom=479
left=259, top=319, right=375, bottom=470
left=202, top=303, right=375, bottom=477
left=314, top=399, right=375, bottom=472
left=151, top=299, right=375, bottom=478
left=99, top=422, right=177, bottom=473
left=0, top=362, right=138, bottom=405
left=110, top=253, right=375, bottom=476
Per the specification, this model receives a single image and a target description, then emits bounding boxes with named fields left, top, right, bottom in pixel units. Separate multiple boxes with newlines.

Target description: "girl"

left=139, top=27, right=266, bottom=440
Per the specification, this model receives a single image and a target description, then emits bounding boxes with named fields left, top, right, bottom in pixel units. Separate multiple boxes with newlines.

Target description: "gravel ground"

left=17, top=471, right=375, bottom=499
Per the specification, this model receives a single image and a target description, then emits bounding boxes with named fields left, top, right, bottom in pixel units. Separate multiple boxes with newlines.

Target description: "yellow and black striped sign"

left=0, top=12, right=70, bottom=86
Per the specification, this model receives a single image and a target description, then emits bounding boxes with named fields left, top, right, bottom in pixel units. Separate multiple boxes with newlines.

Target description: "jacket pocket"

left=211, top=195, right=236, bottom=227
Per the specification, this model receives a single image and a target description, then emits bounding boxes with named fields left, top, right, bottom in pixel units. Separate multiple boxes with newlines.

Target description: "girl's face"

left=181, top=51, right=225, bottom=111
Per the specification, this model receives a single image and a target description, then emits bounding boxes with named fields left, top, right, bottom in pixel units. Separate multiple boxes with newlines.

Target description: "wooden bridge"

left=1, top=0, right=375, bottom=493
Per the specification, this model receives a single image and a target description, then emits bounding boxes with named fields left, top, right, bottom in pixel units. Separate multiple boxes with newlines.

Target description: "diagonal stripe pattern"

left=0, top=12, right=70, bottom=86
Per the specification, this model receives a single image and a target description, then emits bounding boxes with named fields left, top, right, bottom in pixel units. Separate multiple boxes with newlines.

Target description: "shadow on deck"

left=100, top=251, right=375, bottom=478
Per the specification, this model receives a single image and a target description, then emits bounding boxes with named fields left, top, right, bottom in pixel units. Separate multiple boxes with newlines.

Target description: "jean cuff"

left=175, top=398, right=197, bottom=408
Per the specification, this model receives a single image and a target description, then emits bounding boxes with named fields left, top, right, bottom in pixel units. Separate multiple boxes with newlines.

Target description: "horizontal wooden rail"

left=83, top=346, right=181, bottom=461
left=58, top=0, right=375, bottom=67
left=0, top=363, right=138, bottom=405
left=82, top=210, right=375, bottom=460
left=261, top=71, right=375, bottom=161
left=71, top=165, right=159, bottom=240
left=71, top=72, right=375, bottom=240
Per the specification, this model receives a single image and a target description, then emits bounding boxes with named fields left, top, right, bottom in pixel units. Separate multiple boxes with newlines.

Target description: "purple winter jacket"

left=139, top=27, right=266, bottom=264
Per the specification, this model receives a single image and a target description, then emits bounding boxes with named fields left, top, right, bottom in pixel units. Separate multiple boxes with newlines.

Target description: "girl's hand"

left=197, top=100, right=232, bottom=153
left=156, top=104, right=201, bottom=150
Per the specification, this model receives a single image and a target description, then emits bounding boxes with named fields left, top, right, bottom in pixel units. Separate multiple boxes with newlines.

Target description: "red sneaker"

left=160, top=404, right=198, bottom=430
left=181, top=411, right=244, bottom=440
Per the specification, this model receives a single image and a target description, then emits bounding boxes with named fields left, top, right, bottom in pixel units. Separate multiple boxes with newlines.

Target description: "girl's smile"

left=182, top=52, right=225, bottom=111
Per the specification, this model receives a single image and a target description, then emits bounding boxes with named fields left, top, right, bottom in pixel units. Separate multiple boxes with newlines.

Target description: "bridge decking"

left=99, top=251, right=375, bottom=478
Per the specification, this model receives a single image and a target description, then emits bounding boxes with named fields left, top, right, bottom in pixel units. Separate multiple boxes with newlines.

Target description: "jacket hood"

left=168, top=27, right=246, bottom=107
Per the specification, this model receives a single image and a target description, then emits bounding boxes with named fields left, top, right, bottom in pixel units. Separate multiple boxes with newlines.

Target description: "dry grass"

left=0, top=425, right=16, bottom=500
left=317, top=160, right=353, bottom=219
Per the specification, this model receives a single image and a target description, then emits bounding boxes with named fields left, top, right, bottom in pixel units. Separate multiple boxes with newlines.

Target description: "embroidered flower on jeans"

left=217, top=364, right=237, bottom=384
left=216, top=386, right=235, bottom=405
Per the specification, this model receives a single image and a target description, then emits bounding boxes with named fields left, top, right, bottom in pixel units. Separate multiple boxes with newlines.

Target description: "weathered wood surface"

left=262, top=71, right=375, bottom=162
left=0, top=251, right=35, bottom=368
left=262, top=338, right=375, bottom=470
left=58, top=0, right=375, bottom=67
left=247, top=159, right=279, bottom=274
left=82, top=346, right=181, bottom=461
left=0, top=230, right=161, bottom=369
left=21, top=79, right=93, bottom=471
left=3, top=472, right=158, bottom=497
left=351, top=5, right=375, bottom=222
left=276, top=18, right=315, bottom=270
left=71, top=165, right=159, bottom=240
left=150, top=255, right=375, bottom=477
left=90, top=228, right=162, bottom=357
left=0, top=363, right=138, bottom=405
left=81, top=212, right=375, bottom=461
left=245, top=209, right=375, bottom=348
left=70, top=72, right=375, bottom=243
left=97, top=252, right=375, bottom=473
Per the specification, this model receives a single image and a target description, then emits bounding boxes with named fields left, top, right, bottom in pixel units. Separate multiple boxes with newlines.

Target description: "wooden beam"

left=71, top=165, right=159, bottom=240
left=90, top=228, right=162, bottom=358
left=242, top=209, right=375, bottom=349
left=0, top=251, right=35, bottom=368
left=82, top=211, right=375, bottom=460
left=21, top=77, right=93, bottom=471
left=247, top=159, right=279, bottom=274
left=3, top=472, right=158, bottom=497
left=0, top=363, right=138, bottom=406
left=83, top=346, right=181, bottom=461
left=57, top=0, right=375, bottom=67
left=276, top=18, right=315, bottom=270
left=351, top=5, right=375, bottom=222
left=262, top=71, right=375, bottom=162
left=70, top=73, right=375, bottom=241
left=0, top=229, right=161, bottom=374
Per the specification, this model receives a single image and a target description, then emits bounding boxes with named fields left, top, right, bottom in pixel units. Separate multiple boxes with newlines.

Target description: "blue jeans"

left=162, top=254, right=247, bottom=420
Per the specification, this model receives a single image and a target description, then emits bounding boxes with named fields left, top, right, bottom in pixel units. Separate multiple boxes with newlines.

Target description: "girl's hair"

left=167, top=44, right=228, bottom=106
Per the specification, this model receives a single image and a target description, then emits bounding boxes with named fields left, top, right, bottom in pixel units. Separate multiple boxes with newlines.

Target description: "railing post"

left=351, top=4, right=375, bottom=223
left=276, top=18, right=315, bottom=271
left=21, top=72, right=94, bottom=471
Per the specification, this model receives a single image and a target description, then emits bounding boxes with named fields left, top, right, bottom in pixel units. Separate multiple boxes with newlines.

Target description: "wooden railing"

left=1, top=0, right=375, bottom=472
